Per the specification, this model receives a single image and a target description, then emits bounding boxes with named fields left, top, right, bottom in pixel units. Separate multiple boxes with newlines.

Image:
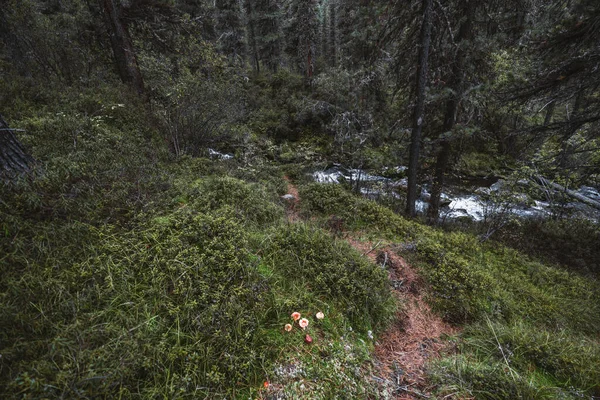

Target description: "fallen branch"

left=532, top=176, right=600, bottom=210
left=362, top=240, right=382, bottom=256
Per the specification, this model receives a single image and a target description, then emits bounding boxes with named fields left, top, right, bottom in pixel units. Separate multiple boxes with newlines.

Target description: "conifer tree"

left=284, top=0, right=318, bottom=78
left=244, top=0, right=281, bottom=73
left=215, top=0, right=245, bottom=63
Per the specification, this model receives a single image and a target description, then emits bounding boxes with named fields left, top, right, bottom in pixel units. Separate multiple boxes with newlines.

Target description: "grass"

left=2, top=88, right=599, bottom=398
left=299, top=179, right=600, bottom=399
left=0, top=106, right=396, bottom=397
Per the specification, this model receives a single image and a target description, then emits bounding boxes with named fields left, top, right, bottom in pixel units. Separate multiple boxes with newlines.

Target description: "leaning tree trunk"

left=99, top=0, right=145, bottom=95
left=534, top=176, right=600, bottom=211
left=0, top=114, right=34, bottom=178
left=406, top=0, right=433, bottom=217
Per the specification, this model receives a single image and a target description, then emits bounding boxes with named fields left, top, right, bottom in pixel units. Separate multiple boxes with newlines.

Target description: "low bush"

left=1, top=207, right=271, bottom=397
left=298, top=182, right=421, bottom=238
left=297, top=182, right=600, bottom=397
left=496, top=217, right=600, bottom=275
left=431, top=320, right=600, bottom=399
left=186, top=176, right=284, bottom=226
left=262, top=223, right=395, bottom=332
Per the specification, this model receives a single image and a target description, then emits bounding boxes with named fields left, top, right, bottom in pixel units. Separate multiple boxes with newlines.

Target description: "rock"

left=396, top=178, right=408, bottom=189
left=440, top=193, right=452, bottom=207
left=475, top=187, right=491, bottom=195
left=281, top=194, right=296, bottom=201
left=419, top=189, right=431, bottom=202
left=490, top=179, right=505, bottom=192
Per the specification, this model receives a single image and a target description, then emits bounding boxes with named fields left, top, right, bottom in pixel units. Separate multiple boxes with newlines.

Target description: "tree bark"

left=99, top=0, right=145, bottom=95
left=0, top=114, right=34, bottom=178
left=405, top=0, right=433, bottom=217
left=427, top=0, right=475, bottom=223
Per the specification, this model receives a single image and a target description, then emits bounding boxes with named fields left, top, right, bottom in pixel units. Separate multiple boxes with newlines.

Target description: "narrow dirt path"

left=283, top=176, right=301, bottom=222
left=282, top=178, right=456, bottom=399
left=347, top=239, right=457, bottom=399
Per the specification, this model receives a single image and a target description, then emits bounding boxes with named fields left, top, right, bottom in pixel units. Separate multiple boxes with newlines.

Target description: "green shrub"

left=497, top=217, right=600, bottom=275
left=1, top=207, right=271, bottom=397
left=431, top=321, right=600, bottom=399
left=431, top=355, right=568, bottom=400
left=187, top=176, right=284, bottom=226
left=263, top=223, right=395, bottom=331
left=298, top=182, right=420, bottom=238
left=416, top=240, right=491, bottom=322
left=230, top=164, right=288, bottom=196
left=299, top=183, right=356, bottom=219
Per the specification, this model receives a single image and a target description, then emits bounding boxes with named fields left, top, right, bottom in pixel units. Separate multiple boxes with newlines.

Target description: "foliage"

left=299, top=182, right=600, bottom=397
left=263, top=223, right=396, bottom=332
left=2, top=0, right=600, bottom=398
left=185, top=176, right=285, bottom=226
left=431, top=321, right=600, bottom=399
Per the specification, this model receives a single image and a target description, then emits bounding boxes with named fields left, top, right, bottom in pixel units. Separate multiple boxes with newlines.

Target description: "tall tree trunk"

left=247, top=7, right=260, bottom=74
left=405, top=0, right=433, bottom=217
left=321, top=1, right=328, bottom=64
left=427, top=0, right=475, bottom=223
left=307, top=42, right=314, bottom=78
left=99, top=0, right=145, bottom=95
left=329, top=0, right=337, bottom=67
left=0, top=114, right=34, bottom=178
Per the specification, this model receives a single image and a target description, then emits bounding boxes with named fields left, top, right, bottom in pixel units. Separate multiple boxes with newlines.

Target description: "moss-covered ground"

left=1, top=89, right=599, bottom=399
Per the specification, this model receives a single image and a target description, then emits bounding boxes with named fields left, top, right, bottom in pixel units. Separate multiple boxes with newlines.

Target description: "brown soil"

left=347, top=239, right=457, bottom=399
left=283, top=178, right=456, bottom=399
left=283, top=176, right=301, bottom=222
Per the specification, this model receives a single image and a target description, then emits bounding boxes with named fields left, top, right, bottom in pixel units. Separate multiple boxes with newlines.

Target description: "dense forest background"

left=3, top=0, right=600, bottom=220
left=1, top=0, right=599, bottom=399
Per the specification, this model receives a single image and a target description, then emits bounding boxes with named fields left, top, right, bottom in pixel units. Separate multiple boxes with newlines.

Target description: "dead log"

left=534, top=176, right=600, bottom=210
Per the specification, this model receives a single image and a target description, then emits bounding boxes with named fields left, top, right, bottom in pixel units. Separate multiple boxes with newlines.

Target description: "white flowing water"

left=312, top=166, right=600, bottom=222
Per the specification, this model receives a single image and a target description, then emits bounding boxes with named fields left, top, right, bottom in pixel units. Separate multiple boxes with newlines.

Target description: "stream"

left=312, top=165, right=600, bottom=222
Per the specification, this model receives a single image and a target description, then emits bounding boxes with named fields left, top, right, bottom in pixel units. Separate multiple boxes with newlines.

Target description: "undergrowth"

left=0, top=100, right=395, bottom=397
left=300, top=181, right=600, bottom=398
left=2, top=86, right=599, bottom=398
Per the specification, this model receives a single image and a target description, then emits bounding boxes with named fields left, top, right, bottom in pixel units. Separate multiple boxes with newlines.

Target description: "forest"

left=1, top=0, right=599, bottom=398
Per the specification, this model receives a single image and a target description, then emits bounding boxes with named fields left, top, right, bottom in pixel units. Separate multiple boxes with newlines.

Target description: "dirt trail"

left=283, top=176, right=301, bottom=222
left=347, top=240, right=457, bottom=399
left=282, top=179, right=456, bottom=399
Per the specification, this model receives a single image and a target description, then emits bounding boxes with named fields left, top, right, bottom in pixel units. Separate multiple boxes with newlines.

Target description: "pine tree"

left=244, top=0, right=281, bottom=73
left=406, top=0, right=433, bottom=217
left=98, top=0, right=145, bottom=95
left=284, top=0, right=318, bottom=79
left=215, top=0, right=245, bottom=63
